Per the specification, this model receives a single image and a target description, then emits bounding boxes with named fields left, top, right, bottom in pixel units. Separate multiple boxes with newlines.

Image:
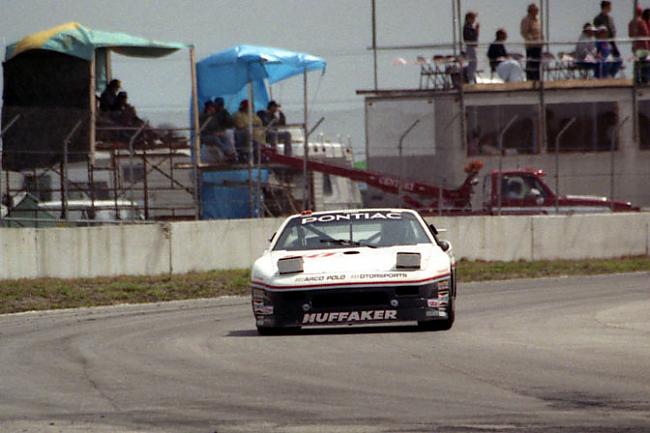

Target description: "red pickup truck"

left=482, top=168, right=638, bottom=214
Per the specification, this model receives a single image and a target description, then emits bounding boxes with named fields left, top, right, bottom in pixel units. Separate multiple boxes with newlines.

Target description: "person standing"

left=520, top=3, right=543, bottom=81
left=594, top=1, right=619, bottom=58
left=463, top=11, right=480, bottom=83
left=628, top=6, right=650, bottom=82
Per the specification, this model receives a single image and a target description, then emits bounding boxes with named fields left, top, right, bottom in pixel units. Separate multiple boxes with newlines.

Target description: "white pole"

left=247, top=82, right=254, bottom=217
left=189, top=47, right=201, bottom=220
left=302, top=68, right=310, bottom=210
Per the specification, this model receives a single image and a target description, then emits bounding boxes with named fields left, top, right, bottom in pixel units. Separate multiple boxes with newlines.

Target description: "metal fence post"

left=497, top=115, right=518, bottom=216
left=0, top=114, right=21, bottom=224
left=610, top=116, right=630, bottom=210
left=128, top=124, right=146, bottom=219
left=398, top=119, right=420, bottom=205
left=553, top=117, right=576, bottom=213
left=61, top=120, right=83, bottom=221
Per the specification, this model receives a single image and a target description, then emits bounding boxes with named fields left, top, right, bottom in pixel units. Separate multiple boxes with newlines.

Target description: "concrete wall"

left=1, top=213, right=649, bottom=279
left=427, top=213, right=650, bottom=261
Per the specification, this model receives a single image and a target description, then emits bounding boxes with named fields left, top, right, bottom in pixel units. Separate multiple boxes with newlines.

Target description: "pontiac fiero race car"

left=250, top=209, right=456, bottom=335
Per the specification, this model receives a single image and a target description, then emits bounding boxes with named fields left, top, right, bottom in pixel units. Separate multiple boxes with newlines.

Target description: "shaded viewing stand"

left=1, top=22, right=200, bottom=222
left=193, top=44, right=326, bottom=219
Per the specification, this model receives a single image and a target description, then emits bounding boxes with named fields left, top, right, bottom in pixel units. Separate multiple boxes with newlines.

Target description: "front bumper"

left=252, top=281, right=451, bottom=328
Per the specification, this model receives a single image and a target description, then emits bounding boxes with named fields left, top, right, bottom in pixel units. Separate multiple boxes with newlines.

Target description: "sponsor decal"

left=253, top=303, right=274, bottom=315
left=349, top=272, right=409, bottom=280
left=301, top=212, right=403, bottom=225
left=302, top=309, right=398, bottom=324
left=294, top=272, right=409, bottom=283
left=427, top=299, right=440, bottom=308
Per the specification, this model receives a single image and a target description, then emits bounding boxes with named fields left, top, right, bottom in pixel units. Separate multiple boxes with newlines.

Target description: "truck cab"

left=483, top=168, right=637, bottom=214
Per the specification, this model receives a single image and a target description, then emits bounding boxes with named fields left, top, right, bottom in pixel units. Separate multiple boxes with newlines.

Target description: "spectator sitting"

left=487, top=29, right=524, bottom=82
left=99, top=79, right=121, bottom=112
left=595, top=25, right=622, bottom=78
left=199, top=99, right=237, bottom=163
left=110, top=91, right=143, bottom=127
left=257, top=100, right=292, bottom=156
left=575, top=23, right=598, bottom=74
left=505, top=180, right=523, bottom=200
left=232, top=99, right=265, bottom=162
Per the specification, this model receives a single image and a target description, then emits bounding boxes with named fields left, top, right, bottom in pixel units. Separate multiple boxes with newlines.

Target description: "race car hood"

left=252, top=244, right=451, bottom=290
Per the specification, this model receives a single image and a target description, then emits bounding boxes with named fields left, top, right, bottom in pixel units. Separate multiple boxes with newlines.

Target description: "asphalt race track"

left=1, top=273, right=649, bottom=433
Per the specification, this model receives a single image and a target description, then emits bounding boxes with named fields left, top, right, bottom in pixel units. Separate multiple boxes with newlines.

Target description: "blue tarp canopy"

left=196, top=44, right=326, bottom=113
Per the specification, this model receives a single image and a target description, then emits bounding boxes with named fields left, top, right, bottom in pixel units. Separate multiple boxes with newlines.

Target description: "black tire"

left=418, top=297, right=455, bottom=331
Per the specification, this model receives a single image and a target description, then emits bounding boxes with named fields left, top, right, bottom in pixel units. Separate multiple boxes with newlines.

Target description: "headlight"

left=277, top=256, right=303, bottom=274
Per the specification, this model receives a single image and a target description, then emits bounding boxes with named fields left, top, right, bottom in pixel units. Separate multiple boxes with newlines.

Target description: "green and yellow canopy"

left=5, top=22, right=188, bottom=61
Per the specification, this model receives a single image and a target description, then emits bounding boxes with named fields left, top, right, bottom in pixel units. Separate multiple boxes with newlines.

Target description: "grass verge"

left=1, top=256, right=649, bottom=315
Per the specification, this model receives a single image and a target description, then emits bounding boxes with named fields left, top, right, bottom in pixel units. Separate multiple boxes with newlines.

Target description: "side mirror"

left=268, top=232, right=276, bottom=242
left=438, top=240, right=451, bottom=252
left=428, top=224, right=438, bottom=236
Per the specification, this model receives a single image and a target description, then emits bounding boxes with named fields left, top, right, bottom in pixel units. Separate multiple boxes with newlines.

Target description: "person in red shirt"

left=631, top=8, right=650, bottom=83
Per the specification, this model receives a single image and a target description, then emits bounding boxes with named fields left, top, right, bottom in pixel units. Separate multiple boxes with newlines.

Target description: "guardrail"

left=1, top=213, right=648, bottom=279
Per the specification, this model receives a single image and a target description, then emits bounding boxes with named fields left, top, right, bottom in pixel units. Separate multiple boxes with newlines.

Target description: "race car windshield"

left=273, top=211, right=432, bottom=251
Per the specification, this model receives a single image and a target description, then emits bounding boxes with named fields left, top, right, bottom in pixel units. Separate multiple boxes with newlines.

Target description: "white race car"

left=250, top=209, right=456, bottom=335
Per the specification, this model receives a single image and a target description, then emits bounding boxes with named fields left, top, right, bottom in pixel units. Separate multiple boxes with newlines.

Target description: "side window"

left=502, top=176, right=526, bottom=200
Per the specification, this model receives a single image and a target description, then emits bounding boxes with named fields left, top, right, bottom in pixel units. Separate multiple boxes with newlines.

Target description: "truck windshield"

left=273, top=211, right=432, bottom=251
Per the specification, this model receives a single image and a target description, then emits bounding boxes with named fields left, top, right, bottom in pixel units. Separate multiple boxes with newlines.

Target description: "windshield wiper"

left=320, top=238, right=376, bottom=248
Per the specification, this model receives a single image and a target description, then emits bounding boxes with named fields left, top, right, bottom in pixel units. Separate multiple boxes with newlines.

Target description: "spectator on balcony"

left=487, top=29, right=507, bottom=73
left=629, top=7, right=650, bottom=82
left=99, top=79, right=121, bottom=112
left=233, top=99, right=265, bottom=162
left=575, top=23, right=598, bottom=74
left=463, top=11, right=479, bottom=83
left=199, top=99, right=237, bottom=163
left=595, top=25, right=622, bottom=78
left=629, top=6, right=649, bottom=54
left=487, top=29, right=525, bottom=82
left=111, top=91, right=143, bottom=127
left=520, top=3, right=544, bottom=81
left=258, top=100, right=292, bottom=156
left=594, top=1, right=619, bottom=58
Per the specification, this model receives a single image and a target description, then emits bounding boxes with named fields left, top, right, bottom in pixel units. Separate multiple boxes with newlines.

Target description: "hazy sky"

left=1, top=0, right=638, bottom=154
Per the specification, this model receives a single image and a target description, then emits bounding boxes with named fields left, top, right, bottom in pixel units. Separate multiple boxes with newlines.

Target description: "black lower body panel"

left=252, top=284, right=451, bottom=328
